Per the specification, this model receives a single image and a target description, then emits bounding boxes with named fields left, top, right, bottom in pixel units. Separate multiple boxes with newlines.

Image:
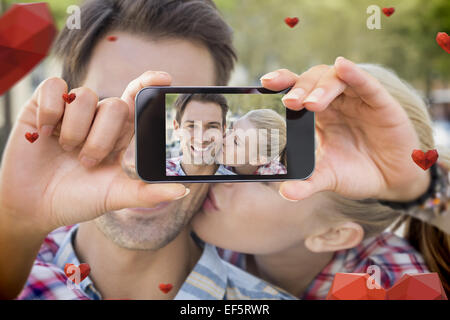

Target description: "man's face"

left=175, top=100, right=224, bottom=165
left=82, top=32, right=215, bottom=249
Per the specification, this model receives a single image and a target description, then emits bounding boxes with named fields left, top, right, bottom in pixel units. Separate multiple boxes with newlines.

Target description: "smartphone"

left=135, top=86, right=315, bottom=183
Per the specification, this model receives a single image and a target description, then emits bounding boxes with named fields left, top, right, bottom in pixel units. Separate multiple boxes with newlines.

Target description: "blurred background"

left=1, top=0, right=449, bottom=160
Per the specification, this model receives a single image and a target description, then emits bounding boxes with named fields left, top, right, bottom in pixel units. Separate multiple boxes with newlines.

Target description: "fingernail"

left=174, top=188, right=190, bottom=200
left=80, top=156, right=98, bottom=168
left=304, top=88, right=325, bottom=104
left=41, top=125, right=54, bottom=137
left=278, top=189, right=298, bottom=202
left=156, top=71, right=170, bottom=80
left=61, top=144, right=75, bottom=152
left=335, top=56, right=345, bottom=64
left=260, top=71, right=279, bottom=81
left=282, top=88, right=305, bottom=102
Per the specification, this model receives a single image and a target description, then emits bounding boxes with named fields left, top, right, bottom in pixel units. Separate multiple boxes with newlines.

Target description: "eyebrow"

left=184, top=120, right=222, bottom=126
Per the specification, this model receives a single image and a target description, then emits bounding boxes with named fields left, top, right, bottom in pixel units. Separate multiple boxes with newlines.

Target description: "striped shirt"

left=18, top=225, right=295, bottom=300
left=218, top=232, right=429, bottom=300
left=166, top=156, right=236, bottom=176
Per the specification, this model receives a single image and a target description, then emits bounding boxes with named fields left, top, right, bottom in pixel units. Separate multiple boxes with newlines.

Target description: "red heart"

left=25, top=132, right=39, bottom=143
left=436, top=32, right=450, bottom=54
left=0, top=3, right=57, bottom=96
left=387, top=273, right=447, bottom=300
left=158, top=283, right=173, bottom=294
left=326, top=273, right=386, bottom=300
left=382, top=7, right=395, bottom=17
left=284, top=17, right=299, bottom=28
left=411, top=149, right=439, bottom=170
left=62, top=93, right=76, bottom=104
left=64, top=263, right=91, bottom=284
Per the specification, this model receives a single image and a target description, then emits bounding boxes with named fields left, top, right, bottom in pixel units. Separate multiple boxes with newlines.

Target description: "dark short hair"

left=174, top=93, right=228, bottom=126
left=54, top=0, right=237, bottom=88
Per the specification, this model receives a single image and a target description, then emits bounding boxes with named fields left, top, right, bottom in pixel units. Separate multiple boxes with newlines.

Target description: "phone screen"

left=165, top=93, right=287, bottom=176
left=135, top=86, right=314, bottom=183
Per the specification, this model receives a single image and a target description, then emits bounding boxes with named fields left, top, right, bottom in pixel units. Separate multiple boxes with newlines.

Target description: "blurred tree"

left=216, top=0, right=450, bottom=100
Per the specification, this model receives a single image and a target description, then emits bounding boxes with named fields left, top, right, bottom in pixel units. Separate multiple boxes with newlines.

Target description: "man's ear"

left=173, top=119, right=179, bottom=130
left=304, top=221, right=364, bottom=253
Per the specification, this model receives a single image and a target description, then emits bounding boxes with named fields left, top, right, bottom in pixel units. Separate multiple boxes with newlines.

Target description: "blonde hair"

left=244, top=109, right=287, bottom=164
left=326, top=64, right=450, bottom=295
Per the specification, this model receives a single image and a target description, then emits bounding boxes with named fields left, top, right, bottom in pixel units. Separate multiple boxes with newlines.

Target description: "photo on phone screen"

left=135, top=86, right=315, bottom=183
left=165, top=93, right=287, bottom=176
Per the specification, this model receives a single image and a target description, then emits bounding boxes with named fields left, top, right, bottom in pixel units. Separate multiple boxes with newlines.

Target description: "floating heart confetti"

left=382, top=7, right=395, bottom=17
left=62, top=93, right=76, bottom=104
left=284, top=17, right=299, bottom=28
left=326, top=273, right=386, bottom=300
left=0, top=3, right=57, bottom=96
left=387, top=273, right=447, bottom=300
left=327, top=272, right=447, bottom=300
left=411, top=149, right=438, bottom=170
left=436, top=32, right=450, bottom=54
left=64, top=263, right=90, bottom=284
left=158, top=283, right=173, bottom=294
left=107, top=35, right=117, bottom=42
left=25, top=132, right=39, bottom=143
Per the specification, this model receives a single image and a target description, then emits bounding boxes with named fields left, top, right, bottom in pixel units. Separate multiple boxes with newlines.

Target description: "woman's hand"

left=261, top=57, right=430, bottom=202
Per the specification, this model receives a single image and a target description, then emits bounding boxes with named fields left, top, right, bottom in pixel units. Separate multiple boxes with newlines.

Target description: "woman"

left=192, top=60, right=450, bottom=298
left=218, top=108, right=287, bottom=175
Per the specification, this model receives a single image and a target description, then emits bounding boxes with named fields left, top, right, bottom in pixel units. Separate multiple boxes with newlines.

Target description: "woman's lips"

left=202, top=188, right=219, bottom=212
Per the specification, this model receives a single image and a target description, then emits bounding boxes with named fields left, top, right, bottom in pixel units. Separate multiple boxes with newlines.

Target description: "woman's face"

left=218, top=118, right=266, bottom=167
left=191, top=182, right=332, bottom=254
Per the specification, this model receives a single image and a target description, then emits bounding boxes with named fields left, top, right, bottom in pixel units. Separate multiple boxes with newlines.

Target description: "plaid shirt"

left=166, top=157, right=236, bottom=176
left=218, top=232, right=429, bottom=300
left=18, top=225, right=295, bottom=300
left=254, top=160, right=287, bottom=175
left=225, top=159, right=287, bottom=175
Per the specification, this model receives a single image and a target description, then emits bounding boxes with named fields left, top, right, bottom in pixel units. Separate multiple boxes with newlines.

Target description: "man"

left=167, top=93, right=235, bottom=176
left=0, top=0, right=292, bottom=300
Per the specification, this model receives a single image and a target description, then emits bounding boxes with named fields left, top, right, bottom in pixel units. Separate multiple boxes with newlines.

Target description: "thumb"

left=105, top=178, right=189, bottom=211
left=279, top=163, right=335, bottom=201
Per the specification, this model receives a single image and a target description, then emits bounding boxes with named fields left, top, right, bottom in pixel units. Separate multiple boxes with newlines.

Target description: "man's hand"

left=0, top=71, right=188, bottom=298
left=261, top=57, right=430, bottom=202
left=0, top=71, right=188, bottom=235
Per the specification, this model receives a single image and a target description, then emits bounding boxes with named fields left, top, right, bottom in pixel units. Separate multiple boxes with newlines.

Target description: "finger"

left=115, top=71, right=173, bottom=153
left=106, top=179, right=190, bottom=211
left=78, top=97, right=129, bottom=168
left=121, top=135, right=139, bottom=179
left=280, top=65, right=331, bottom=111
left=259, top=68, right=299, bottom=91
left=35, top=77, right=68, bottom=136
left=278, top=163, right=336, bottom=201
left=121, top=70, right=172, bottom=121
left=302, top=67, right=347, bottom=112
left=58, top=87, right=98, bottom=152
left=334, top=57, right=398, bottom=110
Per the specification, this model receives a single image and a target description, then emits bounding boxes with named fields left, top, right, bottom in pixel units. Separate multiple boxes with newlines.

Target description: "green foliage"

left=216, top=0, right=450, bottom=93
left=166, top=93, right=285, bottom=117
left=3, top=0, right=81, bottom=29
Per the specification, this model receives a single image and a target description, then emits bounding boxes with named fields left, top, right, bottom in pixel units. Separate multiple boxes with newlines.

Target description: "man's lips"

left=202, top=188, right=219, bottom=212
left=191, top=143, right=214, bottom=153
